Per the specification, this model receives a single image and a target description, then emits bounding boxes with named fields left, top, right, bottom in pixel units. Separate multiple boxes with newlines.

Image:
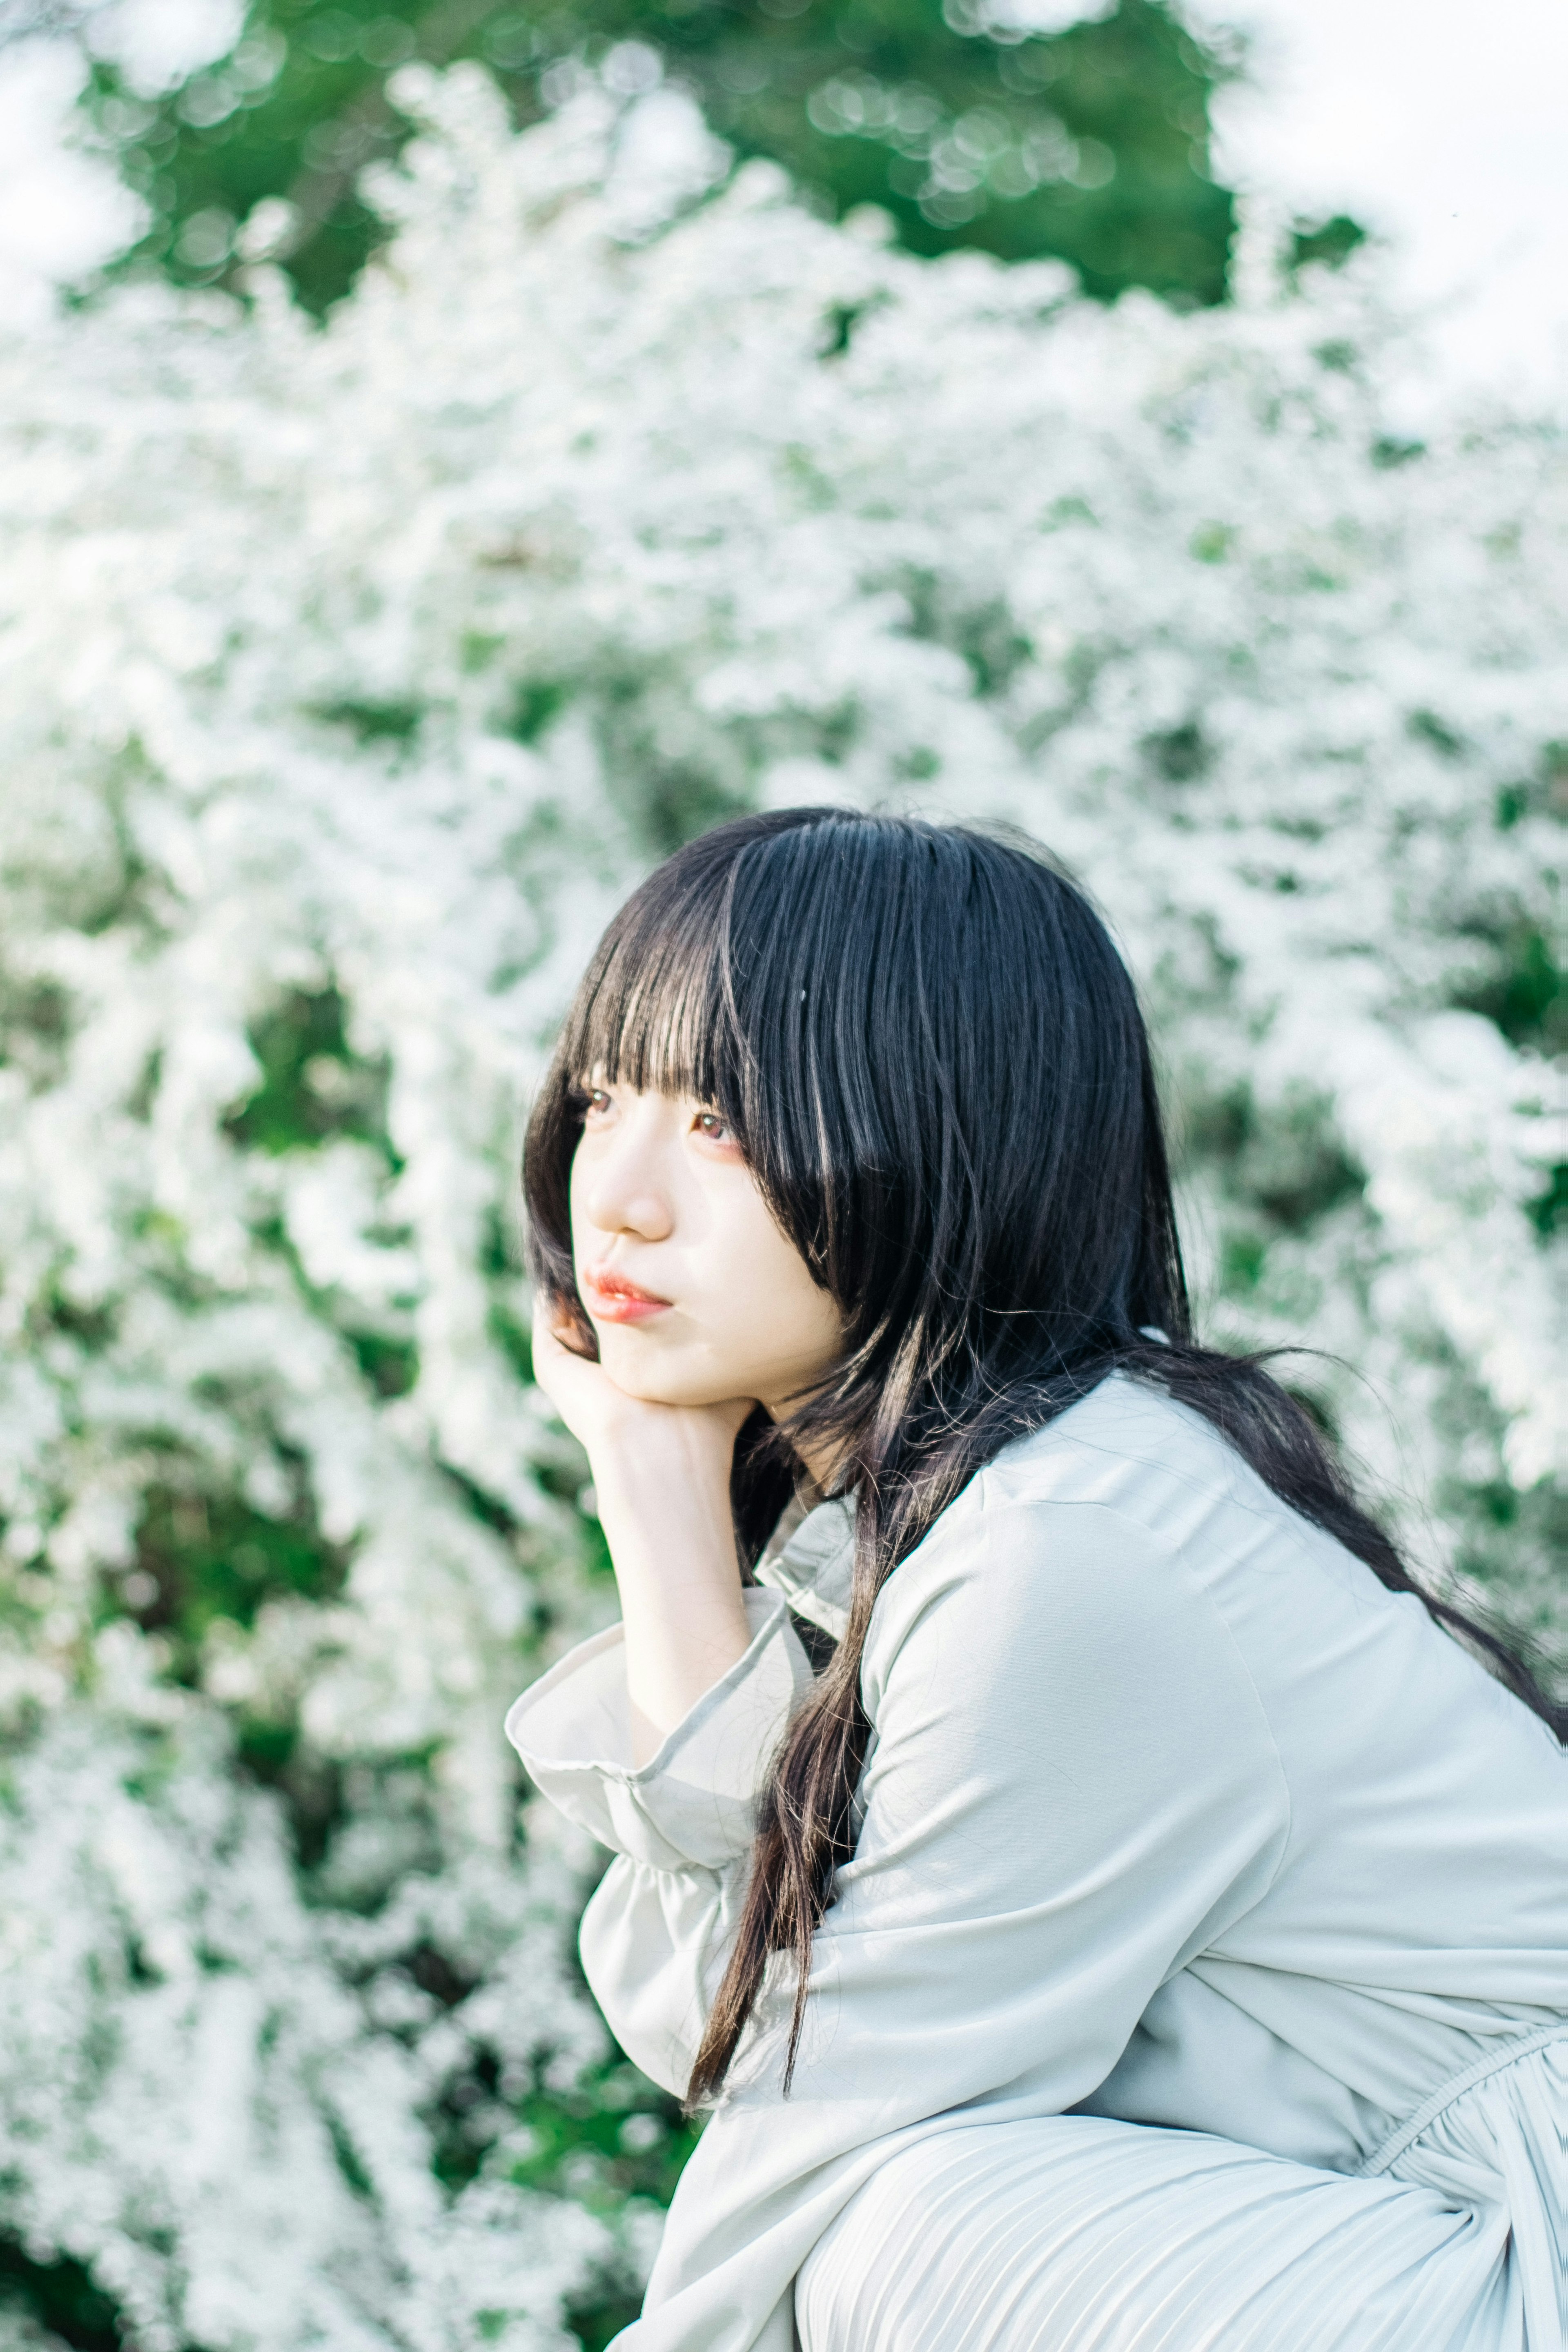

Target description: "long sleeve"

left=621, top=1484, right=1293, bottom=2352
left=505, top=1587, right=817, bottom=2094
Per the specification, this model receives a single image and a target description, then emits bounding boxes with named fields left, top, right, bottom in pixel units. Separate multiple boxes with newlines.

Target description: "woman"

left=507, top=810, right=1566, bottom=2352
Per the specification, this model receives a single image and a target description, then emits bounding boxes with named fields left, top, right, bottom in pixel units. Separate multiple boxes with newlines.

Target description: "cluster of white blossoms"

left=0, top=1661, right=609, bottom=2351
left=0, top=57, right=1561, bottom=2347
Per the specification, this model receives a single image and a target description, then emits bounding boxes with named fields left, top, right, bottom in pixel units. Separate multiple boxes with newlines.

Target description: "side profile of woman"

left=506, top=809, right=1566, bottom=2352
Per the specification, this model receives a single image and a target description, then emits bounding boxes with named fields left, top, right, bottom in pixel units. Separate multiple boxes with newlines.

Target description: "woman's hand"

left=532, top=1296, right=758, bottom=1764
left=531, top=1299, right=754, bottom=1486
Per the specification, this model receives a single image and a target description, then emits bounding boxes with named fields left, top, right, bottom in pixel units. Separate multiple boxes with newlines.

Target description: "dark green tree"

left=78, top=0, right=1243, bottom=314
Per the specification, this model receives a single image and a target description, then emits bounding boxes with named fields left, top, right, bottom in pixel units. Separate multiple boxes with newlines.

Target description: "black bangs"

left=562, top=855, right=737, bottom=1114
left=551, top=809, right=846, bottom=1135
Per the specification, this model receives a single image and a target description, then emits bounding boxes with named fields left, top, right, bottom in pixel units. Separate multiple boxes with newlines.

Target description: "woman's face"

left=568, top=1078, right=844, bottom=1414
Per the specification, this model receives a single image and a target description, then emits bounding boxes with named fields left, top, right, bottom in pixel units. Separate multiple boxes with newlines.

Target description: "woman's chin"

left=595, top=1336, right=733, bottom=1410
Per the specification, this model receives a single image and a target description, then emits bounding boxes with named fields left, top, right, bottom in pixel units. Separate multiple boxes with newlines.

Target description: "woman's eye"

left=581, top=1088, right=612, bottom=1121
left=695, top=1111, right=735, bottom=1146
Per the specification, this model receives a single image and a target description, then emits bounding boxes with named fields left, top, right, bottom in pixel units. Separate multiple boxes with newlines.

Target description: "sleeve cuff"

left=505, top=1588, right=814, bottom=1869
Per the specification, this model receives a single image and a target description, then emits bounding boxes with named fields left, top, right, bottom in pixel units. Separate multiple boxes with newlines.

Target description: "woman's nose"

left=581, top=1131, right=675, bottom=1243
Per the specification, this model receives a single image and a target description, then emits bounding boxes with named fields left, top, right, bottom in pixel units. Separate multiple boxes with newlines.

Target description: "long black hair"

left=523, top=809, right=1564, bottom=2105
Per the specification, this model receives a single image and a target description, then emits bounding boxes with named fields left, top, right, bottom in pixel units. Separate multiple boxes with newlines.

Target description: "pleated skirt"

left=795, top=2040, right=1566, bottom=2352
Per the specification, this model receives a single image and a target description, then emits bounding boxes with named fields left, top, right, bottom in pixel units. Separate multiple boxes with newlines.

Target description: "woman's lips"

left=580, top=1263, right=673, bottom=1324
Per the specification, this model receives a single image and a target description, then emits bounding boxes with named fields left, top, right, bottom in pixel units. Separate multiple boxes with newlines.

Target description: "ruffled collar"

left=752, top=1491, right=855, bottom=1640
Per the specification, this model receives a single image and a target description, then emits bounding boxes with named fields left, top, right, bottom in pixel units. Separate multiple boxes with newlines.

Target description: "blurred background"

left=3, top=0, right=1567, bottom=382
left=0, top=4, right=1561, bottom=2349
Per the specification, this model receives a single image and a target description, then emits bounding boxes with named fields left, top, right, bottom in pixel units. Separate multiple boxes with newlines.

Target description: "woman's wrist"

left=588, top=1426, right=733, bottom=1515
left=592, top=1463, right=746, bottom=1624
left=585, top=1423, right=754, bottom=1761
left=590, top=1415, right=742, bottom=1559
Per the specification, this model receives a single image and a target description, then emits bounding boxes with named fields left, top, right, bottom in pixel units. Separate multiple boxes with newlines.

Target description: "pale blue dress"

left=506, top=1375, right=1568, bottom=2352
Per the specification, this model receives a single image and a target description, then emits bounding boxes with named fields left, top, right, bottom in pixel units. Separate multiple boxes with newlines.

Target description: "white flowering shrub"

left=0, top=58, right=1561, bottom=2347
left=0, top=1656, right=608, bottom=2352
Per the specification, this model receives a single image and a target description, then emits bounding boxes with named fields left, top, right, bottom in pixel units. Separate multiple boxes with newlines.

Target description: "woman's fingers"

left=530, top=1287, right=760, bottom=1462
left=530, top=1295, right=604, bottom=1433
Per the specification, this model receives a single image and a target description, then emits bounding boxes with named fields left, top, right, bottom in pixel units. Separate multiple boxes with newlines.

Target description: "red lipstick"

left=580, top=1263, right=673, bottom=1324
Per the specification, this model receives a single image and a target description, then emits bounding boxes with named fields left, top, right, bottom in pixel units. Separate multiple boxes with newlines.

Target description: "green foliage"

left=313, top=693, right=427, bottom=743
left=1180, top=1081, right=1366, bottom=1250
left=82, top=0, right=1239, bottom=313
left=1526, top=1161, right=1566, bottom=1242
left=0, top=2240, right=124, bottom=2352
left=128, top=1476, right=349, bottom=1660
left=1286, top=211, right=1367, bottom=277
left=223, top=985, right=394, bottom=1159
left=500, top=2059, right=702, bottom=2350
left=1451, top=922, right=1564, bottom=1057
left=505, top=678, right=570, bottom=745
left=1428, top=1360, right=1568, bottom=1665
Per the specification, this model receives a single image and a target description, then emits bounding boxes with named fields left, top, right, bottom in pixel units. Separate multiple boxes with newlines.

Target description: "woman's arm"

left=532, top=1304, right=755, bottom=1764
left=514, top=1298, right=817, bottom=2096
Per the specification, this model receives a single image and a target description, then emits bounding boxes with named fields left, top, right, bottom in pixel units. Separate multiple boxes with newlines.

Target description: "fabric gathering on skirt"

left=797, top=2040, right=1568, bottom=2352
left=507, top=1375, right=1568, bottom=2352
